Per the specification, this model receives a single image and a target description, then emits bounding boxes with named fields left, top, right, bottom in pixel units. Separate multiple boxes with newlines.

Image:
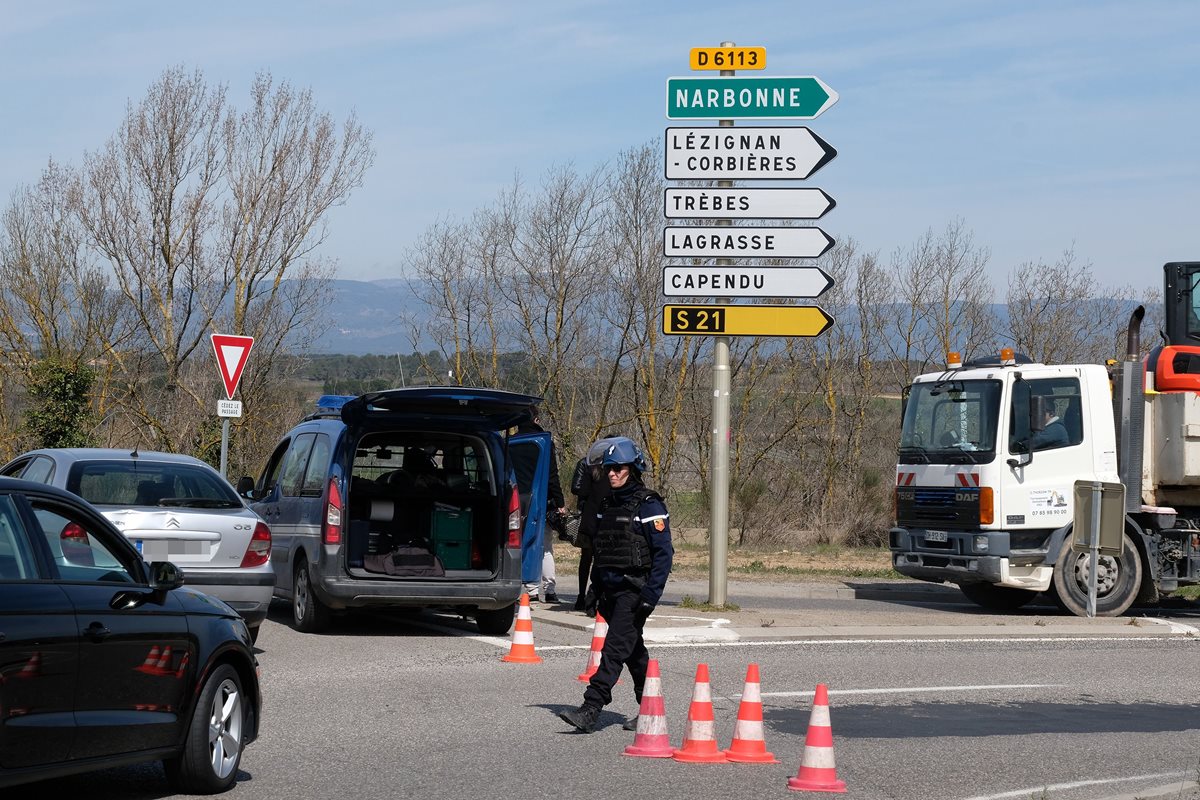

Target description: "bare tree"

left=72, top=67, right=373, bottom=459
left=1002, top=247, right=1139, bottom=365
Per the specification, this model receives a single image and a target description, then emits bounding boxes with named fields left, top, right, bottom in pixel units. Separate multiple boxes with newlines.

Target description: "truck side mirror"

left=1030, top=395, right=1048, bottom=432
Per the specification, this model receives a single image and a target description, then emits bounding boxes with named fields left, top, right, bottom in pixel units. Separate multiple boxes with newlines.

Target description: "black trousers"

left=583, top=587, right=648, bottom=708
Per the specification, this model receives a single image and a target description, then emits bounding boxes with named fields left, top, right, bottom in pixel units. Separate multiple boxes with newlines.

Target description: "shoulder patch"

left=653, top=518, right=665, bottom=531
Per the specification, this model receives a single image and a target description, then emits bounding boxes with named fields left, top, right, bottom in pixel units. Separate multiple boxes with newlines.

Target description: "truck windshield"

left=899, top=379, right=1001, bottom=464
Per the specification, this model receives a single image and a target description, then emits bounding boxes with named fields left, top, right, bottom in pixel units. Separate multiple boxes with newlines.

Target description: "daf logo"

left=165, top=518, right=181, bottom=529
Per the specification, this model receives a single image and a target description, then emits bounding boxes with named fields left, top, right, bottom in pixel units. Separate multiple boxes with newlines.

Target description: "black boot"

left=559, top=703, right=601, bottom=733
left=573, top=595, right=586, bottom=611
left=622, top=715, right=639, bottom=732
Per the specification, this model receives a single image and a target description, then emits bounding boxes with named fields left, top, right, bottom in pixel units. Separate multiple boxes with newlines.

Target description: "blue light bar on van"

left=315, top=395, right=356, bottom=412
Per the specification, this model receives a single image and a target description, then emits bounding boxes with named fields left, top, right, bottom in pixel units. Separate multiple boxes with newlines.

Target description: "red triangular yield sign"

left=211, top=334, right=255, bottom=399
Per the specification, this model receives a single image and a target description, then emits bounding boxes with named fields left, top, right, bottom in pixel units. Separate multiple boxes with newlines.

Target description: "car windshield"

left=899, top=379, right=1001, bottom=464
left=70, top=461, right=243, bottom=509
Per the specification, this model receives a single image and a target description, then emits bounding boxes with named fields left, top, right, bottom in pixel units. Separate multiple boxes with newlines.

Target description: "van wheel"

left=1051, top=532, right=1142, bottom=617
left=959, top=582, right=1039, bottom=611
left=293, top=562, right=331, bottom=633
left=475, top=603, right=515, bottom=636
left=163, top=664, right=244, bottom=794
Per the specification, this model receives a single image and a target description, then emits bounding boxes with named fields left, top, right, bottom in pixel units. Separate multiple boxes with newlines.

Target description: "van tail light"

left=979, top=487, right=994, bottom=526
left=323, top=478, right=343, bottom=545
left=61, top=522, right=95, bottom=566
left=240, top=522, right=272, bottom=568
left=506, top=485, right=521, bottom=549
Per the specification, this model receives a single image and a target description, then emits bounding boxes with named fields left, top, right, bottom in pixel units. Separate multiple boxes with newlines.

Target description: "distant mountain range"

left=311, top=279, right=430, bottom=355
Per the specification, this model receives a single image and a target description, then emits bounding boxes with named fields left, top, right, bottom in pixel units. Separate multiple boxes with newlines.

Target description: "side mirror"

left=1030, top=395, right=1048, bottom=433
left=148, top=560, right=184, bottom=591
left=236, top=476, right=256, bottom=499
left=1007, top=451, right=1033, bottom=469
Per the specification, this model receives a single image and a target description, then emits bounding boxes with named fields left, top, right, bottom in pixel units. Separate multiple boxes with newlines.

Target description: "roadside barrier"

left=724, top=663, right=778, bottom=764
left=787, top=683, right=846, bottom=793
left=673, top=663, right=728, bottom=763
left=501, top=593, right=543, bottom=664
left=623, top=659, right=673, bottom=758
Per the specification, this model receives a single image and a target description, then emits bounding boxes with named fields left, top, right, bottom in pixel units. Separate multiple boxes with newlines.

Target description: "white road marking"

left=960, top=771, right=1186, bottom=800
left=1140, top=616, right=1200, bottom=634
left=760, top=683, right=1060, bottom=699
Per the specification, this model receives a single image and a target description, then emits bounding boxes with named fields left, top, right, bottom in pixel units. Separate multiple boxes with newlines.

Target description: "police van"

left=240, top=388, right=551, bottom=635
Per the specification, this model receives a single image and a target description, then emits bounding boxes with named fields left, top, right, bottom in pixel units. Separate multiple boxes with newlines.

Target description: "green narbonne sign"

left=666, top=75, right=838, bottom=120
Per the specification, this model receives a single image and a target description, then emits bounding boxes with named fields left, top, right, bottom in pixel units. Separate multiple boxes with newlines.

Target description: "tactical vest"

left=592, top=487, right=660, bottom=573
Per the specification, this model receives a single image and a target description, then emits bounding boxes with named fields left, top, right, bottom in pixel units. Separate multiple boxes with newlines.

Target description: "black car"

left=0, top=477, right=260, bottom=794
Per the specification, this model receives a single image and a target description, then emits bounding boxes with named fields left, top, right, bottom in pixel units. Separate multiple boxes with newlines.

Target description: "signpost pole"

left=1087, top=480, right=1102, bottom=618
left=220, top=418, right=231, bottom=478
left=708, top=41, right=735, bottom=607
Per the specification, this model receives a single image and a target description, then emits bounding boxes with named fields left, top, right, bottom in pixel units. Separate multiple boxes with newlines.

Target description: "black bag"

left=549, top=509, right=582, bottom=547
left=363, top=543, right=445, bottom=577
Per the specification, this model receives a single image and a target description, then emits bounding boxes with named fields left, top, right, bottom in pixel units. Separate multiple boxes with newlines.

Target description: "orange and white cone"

left=151, top=645, right=173, bottom=676
left=623, top=659, right=673, bottom=758
left=787, top=683, right=846, bottom=793
left=501, top=593, right=543, bottom=664
left=673, top=663, right=727, bottom=763
left=14, top=652, right=42, bottom=679
left=577, top=612, right=609, bottom=681
left=173, top=651, right=190, bottom=679
left=724, top=663, right=779, bottom=763
left=135, top=645, right=162, bottom=674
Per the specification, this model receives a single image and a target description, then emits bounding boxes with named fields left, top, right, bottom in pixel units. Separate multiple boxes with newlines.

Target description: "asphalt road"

left=26, top=582, right=1200, bottom=800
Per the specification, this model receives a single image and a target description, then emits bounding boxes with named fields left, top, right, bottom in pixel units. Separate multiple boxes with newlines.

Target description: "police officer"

left=559, top=437, right=673, bottom=734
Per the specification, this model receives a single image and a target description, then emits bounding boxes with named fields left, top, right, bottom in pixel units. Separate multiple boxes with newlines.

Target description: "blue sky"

left=1, top=1, right=1196, bottom=290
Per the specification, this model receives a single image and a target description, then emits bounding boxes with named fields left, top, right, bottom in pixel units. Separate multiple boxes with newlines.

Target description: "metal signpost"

left=1071, top=480, right=1126, bottom=617
left=211, top=334, right=255, bottom=478
left=662, top=43, right=838, bottom=607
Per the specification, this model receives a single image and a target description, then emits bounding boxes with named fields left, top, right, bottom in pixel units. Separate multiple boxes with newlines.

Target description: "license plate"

left=924, top=530, right=948, bottom=543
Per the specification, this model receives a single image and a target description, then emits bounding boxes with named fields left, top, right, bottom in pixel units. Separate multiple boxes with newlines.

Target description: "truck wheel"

left=959, top=582, right=1039, bottom=611
left=475, top=603, right=515, bottom=636
left=1051, top=531, right=1142, bottom=617
left=293, top=562, right=331, bottom=633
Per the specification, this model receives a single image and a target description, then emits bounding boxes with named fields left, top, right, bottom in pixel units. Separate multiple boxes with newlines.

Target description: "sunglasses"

left=605, top=464, right=629, bottom=473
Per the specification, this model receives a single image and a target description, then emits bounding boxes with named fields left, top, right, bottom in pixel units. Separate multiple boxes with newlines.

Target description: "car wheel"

left=292, top=561, right=330, bottom=633
left=958, top=582, right=1039, bottom=611
left=1051, top=531, right=1142, bottom=617
left=475, top=603, right=515, bottom=636
left=163, top=664, right=245, bottom=794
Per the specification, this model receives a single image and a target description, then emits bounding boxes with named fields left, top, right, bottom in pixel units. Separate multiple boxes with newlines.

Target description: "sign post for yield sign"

left=211, top=334, right=254, bottom=477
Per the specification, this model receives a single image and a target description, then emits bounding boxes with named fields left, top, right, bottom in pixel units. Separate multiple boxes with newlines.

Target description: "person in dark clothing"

left=559, top=437, right=673, bottom=734
left=568, top=435, right=621, bottom=612
left=517, top=412, right=567, bottom=602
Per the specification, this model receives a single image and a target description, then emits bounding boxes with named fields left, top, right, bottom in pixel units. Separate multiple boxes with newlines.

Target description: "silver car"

left=1, top=448, right=274, bottom=642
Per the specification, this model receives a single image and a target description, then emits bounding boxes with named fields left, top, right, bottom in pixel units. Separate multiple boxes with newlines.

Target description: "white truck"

left=889, top=262, right=1200, bottom=616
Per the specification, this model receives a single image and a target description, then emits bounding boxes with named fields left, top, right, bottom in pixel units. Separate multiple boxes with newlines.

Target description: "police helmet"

left=600, top=437, right=650, bottom=474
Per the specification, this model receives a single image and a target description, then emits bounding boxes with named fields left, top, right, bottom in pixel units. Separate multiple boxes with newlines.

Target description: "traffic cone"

left=173, top=651, right=190, bottom=679
left=152, top=645, right=173, bottom=675
left=577, top=612, right=609, bottom=681
left=501, top=593, right=543, bottom=664
left=787, top=684, right=846, bottom=793
left=623, top=659, right=673, bottom=758
left=673, top=663, right=727, bottom=763
left=725, top=663, right=779, bottom=763
left=135, top=645, right=162, bottom=674
left=13, top=652, right=42, bottom=679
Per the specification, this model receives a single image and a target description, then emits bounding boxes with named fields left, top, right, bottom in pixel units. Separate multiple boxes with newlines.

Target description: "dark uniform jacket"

left=590, top=479, right=673, bottom=606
